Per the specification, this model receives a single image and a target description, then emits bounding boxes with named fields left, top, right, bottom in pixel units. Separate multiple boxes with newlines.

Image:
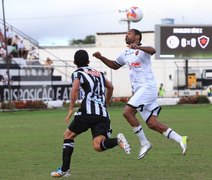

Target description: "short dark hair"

left=74, top=49, right=89, bottom=67
left=131, top=29, right=142, bottom=43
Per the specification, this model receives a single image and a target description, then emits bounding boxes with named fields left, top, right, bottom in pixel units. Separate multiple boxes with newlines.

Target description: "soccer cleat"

left=117, top=133, right=131, bottom=154
left=138, top=143, right=152, bottom=160
left=50, top=167, right=70, bottom=178
left=180, top=136, right=189, bottom=155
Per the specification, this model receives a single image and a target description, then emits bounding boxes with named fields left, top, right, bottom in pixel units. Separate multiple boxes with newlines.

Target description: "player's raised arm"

left=138, top=46, right=156, bottom=55
left=128, top=44, right=156, bottom=55
left=93, top=51, right=120, bottom=70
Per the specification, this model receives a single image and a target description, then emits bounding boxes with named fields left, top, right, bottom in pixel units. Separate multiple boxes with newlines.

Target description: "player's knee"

left=63, top=129, right=75, bottom=139
left=92, top=136, right=105, bottom=152
left=93, top=144, right=102, bottom=152
left=63, top=134, right=70, bottom=140
left=123, top=106, right=136, bottom=120
left=147, top=122, right=157, bottom=130
left=147, top=118, right=158, bottom=130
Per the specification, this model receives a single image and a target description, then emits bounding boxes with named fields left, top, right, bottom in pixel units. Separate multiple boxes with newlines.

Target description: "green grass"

left=0, top=104, right=212, bottom=180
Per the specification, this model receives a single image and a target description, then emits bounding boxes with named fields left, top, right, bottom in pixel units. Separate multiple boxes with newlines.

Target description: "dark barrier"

left=0, top=84, right=71, bottom=102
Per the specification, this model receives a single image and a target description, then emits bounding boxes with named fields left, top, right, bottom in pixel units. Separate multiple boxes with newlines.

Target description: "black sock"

left=100, top=138, right=118, bottom=151
left=61, top=139, right=74, bottom=172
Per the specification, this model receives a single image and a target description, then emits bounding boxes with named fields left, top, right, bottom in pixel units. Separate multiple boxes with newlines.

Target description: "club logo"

left=166, top=36, right=180, bottom=49
left=130, top=61, right=141, bottom=67
left=198, top=35, right=209, bottom=49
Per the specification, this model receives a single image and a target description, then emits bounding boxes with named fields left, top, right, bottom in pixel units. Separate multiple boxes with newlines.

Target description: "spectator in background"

left=26, top=47, right=39, bottom=76
left=0, top=74, right=3, bottom=82
left=5, top=26, right=13, bottom=45
left=158, top=83, right=165, bottom=98
left=12, top=34, right=20, bottom=51
left=7, top=44, right=17, bottom=58
left=44, top=57, right=54, bottom=75
left=27, top=46, right=39, bottom=60
left=0, top=28, right=4, bottom=45
left=207, top=86, right=212, bottom=97
left=45, top=57, right=53, bottom=66
left=18, top=39, right=28, bottom=59
left=0, top=74, right=4, bottom=102
left=10, top=34, right=21, bottom=58
left=0, top=44, right=6, bottom=58
left=2, top=70, right=13, bottom=86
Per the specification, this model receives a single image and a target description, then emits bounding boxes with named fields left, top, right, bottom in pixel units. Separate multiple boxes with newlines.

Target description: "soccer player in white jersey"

left=51, top=50, right=130, bottom=177
left=93, top=29, right=188, bottom=160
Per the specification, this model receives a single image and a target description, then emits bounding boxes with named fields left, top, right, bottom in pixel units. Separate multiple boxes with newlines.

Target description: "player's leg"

left=142, top=103, right=188, bottom=155
left=92, top=134, right=131, bottom=155
left=93, top=135, right=111, bottom=151
left=148, top=115, right=188, bottom=155
left=51, top=115, right=87, bottom=177
left=124, top=92, right=152, bottom=159
left=93, top=135, right=117, bottom=152
left=123, top=104, right=150, bottom=146
left=51, top=129, right=76, bottom=177
left=91, top=116, right=130, bottom=154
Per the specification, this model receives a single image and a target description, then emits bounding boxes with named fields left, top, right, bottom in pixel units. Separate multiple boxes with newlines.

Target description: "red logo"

left=130, top=61, right=141, bottom=67
left=198, top=35, right=209, bottom=49
left=86, top=70, right=100, bottom=77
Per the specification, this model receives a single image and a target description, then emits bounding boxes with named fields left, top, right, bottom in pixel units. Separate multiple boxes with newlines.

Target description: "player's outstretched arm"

left=138, top=46, right=156, bottom=55
left=128, top=44, right=156, bottom=55
left=93, top=51, right=120, bottom=70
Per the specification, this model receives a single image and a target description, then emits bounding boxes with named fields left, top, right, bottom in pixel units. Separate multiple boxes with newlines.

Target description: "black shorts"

left=68, top=114, right=111, bottom=139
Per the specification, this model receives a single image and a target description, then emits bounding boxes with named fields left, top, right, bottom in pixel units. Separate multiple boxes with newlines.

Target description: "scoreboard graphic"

left=155, top=25, right=212, bottom=59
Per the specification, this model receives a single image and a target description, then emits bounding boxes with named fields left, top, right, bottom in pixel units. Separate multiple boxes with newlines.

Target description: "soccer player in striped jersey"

left=51, top=49, right=130, bottom=178
left=93, top=29, right=188, bottom=160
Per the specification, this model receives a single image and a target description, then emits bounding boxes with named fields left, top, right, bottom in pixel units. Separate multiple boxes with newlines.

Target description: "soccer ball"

left=126, top=7, right=143, bottom=22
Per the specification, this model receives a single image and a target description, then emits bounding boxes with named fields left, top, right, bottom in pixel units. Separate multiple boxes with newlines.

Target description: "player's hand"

left=106, top=100, right=112, bottom=108
left=128, top=43, right=140, bottom=49
left=93, top=51, right=102, bottom=59
left=65, top=108, right=74, bottom=124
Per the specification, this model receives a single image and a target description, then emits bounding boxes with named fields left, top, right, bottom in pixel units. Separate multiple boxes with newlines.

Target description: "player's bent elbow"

left=151, top=50, right=156, bottom=55
left=151, top=48, right=156, bottom=55
left=108, top=85, right=114, bottom=92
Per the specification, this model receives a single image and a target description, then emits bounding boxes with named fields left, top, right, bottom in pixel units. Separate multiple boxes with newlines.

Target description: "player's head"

left=125, top=29, right=142, bottom=45
left=74, top=49, right=90, bottom=67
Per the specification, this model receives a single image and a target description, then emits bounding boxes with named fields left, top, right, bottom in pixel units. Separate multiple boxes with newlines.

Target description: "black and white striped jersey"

left=71, top=66, right=109, bottom=118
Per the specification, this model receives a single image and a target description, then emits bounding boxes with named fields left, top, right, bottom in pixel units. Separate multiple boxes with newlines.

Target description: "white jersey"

left=116, top=48, right=160, bottom=121
left=116, top=48, right=157, bottom=93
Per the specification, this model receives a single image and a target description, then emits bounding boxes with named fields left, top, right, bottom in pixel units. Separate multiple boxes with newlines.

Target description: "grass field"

left=0, top=104, right=212, bottom=180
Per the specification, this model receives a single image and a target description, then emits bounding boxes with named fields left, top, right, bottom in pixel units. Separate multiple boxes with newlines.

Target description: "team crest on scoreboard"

left=198, top=35, right=209, bottom=49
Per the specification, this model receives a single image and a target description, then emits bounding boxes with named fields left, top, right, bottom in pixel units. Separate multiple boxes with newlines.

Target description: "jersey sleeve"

left=70, top=71, right=80, bottom=86
left=115, top=51, right=126, bottom=66
left=100, top=71, right=106, bottom=85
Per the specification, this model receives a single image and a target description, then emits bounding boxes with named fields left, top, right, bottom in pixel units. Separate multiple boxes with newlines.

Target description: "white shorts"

left=127, top=87, right=161, bottom=122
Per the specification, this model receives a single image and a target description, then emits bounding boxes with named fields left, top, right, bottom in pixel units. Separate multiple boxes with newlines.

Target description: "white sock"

left=163, top=128, right=182, bottom=143
left=133, top=125, right=150, bottom=146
